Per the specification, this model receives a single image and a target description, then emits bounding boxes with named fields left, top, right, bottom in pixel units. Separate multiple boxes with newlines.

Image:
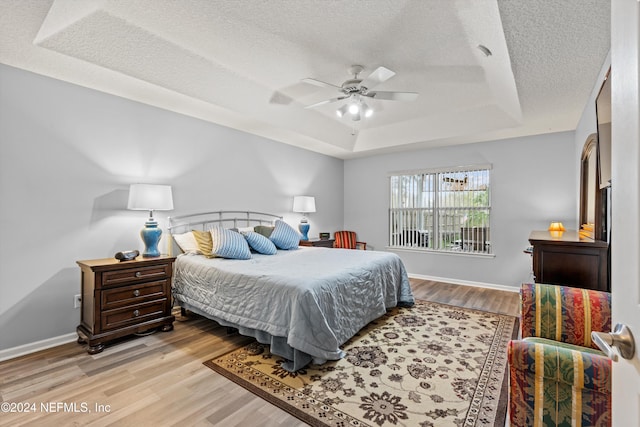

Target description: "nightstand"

left=76, top=255, right=175, bottom=354
left=299, top=238, right=335, bottom=248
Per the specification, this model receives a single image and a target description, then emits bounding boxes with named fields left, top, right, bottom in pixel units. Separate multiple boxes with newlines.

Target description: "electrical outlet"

left=74, top=294, right=82, bottom=309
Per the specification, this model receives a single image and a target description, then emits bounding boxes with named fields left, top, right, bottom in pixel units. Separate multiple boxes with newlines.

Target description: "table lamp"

left=293, top=196, right=316, bottom=240
left=128, top=184, right=174, bottom=257
left=548, top=221, right=565, bottom=238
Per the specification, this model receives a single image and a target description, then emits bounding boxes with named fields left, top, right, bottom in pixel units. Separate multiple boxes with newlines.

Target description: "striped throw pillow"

left=269, top=220, right=300, bottom=250
left=243, top=231, right=277, bottom=255
left=209, top=227, right=252, bottom=260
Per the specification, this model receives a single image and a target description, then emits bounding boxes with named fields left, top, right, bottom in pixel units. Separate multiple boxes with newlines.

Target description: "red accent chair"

left=333, top=231, right=366, bottom=250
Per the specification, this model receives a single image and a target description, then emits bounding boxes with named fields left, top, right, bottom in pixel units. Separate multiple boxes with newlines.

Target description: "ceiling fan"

left=302, top=65, right=419, bottom=121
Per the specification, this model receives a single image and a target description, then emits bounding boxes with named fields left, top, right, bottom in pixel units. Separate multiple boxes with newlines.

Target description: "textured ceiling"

left=0, top=0, right=610, bottom=159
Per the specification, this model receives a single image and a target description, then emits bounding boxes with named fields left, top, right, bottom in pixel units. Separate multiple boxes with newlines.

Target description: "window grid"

left=389, top=167, right=491, bottom=254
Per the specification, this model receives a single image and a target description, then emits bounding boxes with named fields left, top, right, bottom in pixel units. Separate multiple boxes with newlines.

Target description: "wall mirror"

left=580, top=133, right=602, bottom=239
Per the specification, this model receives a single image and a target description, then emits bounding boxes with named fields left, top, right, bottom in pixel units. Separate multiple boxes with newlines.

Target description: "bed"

left=168, top=211, right=415, bottom=371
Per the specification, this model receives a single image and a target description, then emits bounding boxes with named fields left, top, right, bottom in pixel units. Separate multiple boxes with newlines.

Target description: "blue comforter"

left=172, top=247, right=414, bottom=370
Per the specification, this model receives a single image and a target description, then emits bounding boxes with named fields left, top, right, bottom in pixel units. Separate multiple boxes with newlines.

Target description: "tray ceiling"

left=0, top=0, right=610, bottom=159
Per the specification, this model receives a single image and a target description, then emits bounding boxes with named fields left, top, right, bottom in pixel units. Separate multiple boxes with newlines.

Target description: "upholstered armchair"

left=333, top=231, right=366, bottom=250
left=507, top=283, right=612, bottom=427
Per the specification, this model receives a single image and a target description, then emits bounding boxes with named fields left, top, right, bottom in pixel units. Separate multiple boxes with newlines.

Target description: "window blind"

left=389, top=166, right=492, bottom=254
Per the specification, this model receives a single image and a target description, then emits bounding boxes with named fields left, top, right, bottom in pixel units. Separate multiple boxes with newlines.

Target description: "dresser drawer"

left=101, top=264, right=171, bottom=288
left=101, top=280, right=167, bottom=310
left=101, top=299, right=167, bottom=331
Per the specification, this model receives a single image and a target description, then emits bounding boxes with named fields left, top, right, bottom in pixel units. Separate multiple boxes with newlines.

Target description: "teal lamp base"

left=299, top=220, right=310, bottom=241
left=140, top=220, right=162, bottom=257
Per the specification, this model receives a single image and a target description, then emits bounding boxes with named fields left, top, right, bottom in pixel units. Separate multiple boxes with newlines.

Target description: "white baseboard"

left=408, top=273, right=520, bottom=293
left=0, top=333, right=78, bottom=363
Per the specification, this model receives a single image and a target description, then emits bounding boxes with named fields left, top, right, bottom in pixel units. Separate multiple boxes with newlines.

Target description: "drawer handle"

left=133, top=290, right=140, bottom=297
left=133, top=310, right=140, bottom=317
left=135, top=272, right=142, bottom=278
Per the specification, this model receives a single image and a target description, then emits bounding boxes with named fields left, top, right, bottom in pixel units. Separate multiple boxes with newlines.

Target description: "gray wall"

left=0, top=64, right=344, bottom=351
left=0, top=61, right=582, bottom=353
left=344, top=132, right=577, bottom=288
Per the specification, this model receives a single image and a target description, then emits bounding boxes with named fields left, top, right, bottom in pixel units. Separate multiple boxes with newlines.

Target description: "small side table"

left=76, top=255, right=175, bottom=354
left=299, top=238, right=335, bottom=248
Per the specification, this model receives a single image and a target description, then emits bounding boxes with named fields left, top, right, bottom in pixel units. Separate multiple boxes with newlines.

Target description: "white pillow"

left=173, top=232, right=200, bottom=254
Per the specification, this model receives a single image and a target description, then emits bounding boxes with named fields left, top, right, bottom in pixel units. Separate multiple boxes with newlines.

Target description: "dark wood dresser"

left=529, top=230, right=610, bottom=292
left=76, top=255, right=175, bottom=354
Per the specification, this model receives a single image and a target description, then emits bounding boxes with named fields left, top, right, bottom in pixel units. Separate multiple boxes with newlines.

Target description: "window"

left=389, top=165, right=492, bottom=254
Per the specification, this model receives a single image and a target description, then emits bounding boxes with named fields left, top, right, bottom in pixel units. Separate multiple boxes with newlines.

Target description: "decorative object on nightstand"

left=76, top=255, right=175, bottom=354
left=114, top=250, right=139, bottom=261
left=127, top=184, right=174, bottom=257
left=292, top=195, right=316, bottom=241
left=334, top=231, right=367, bottom=250
left=319, top=232, right=330, bottom=240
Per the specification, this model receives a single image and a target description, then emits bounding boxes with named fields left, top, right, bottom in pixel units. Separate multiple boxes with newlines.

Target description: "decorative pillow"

left=243, top=231, right=277, bottom=255
left=237, top=226, right=255, bottom=233
left=254, top=225, right=275, bottom=238
left=173, top=232, right=199, bottom=254
left=192, top=229, right=213, bottom=256
left=210, top=227, right=252, bottom=260
left=269, top=220, right=300, bottom=250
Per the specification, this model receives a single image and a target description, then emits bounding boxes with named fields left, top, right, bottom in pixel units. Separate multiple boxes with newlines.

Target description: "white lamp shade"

left=292, top=196, right=316, bottom=213
left=127, top=184, right=174, bottom=211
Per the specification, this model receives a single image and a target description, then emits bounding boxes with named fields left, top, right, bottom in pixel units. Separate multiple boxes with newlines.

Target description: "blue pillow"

left=209, top=227, right=252, bottom=259
left=269, top=220, right=301, bottom=250
left=243, top=231, right=277, bottom=255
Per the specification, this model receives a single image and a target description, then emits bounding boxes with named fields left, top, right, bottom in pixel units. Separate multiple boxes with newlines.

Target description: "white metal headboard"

left=167, top=210, right=283, bottom=235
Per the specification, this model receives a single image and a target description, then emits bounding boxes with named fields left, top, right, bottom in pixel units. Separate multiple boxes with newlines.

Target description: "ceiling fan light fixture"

left=306, top=64, right=417, bottom=122
left=362, top=102, right=373, bottom=118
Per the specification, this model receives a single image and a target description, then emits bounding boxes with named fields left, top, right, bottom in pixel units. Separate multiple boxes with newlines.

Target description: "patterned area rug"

left=204, top=300, right=518, bottom=427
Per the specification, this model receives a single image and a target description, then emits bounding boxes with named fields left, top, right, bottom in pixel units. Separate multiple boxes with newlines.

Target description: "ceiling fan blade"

left=366, top=91, right=419, bottom=102
left=360, top=66, right=395, bottom=90
left=304, top=96, right=347, bottom=109
left=301, top=78, right=342, bottom=90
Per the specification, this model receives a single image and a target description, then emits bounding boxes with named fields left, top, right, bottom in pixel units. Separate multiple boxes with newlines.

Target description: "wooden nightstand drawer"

left=102, top=264, right=171, bottom=287
left=101, top=299, right=167, bottom=331
left=101, top=280, right=168, bottom=310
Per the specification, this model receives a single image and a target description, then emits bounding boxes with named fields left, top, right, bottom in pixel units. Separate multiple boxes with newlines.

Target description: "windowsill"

left=386, top=246, right=496, bottom=258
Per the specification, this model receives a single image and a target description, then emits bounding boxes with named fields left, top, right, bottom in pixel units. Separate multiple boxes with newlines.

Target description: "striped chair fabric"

left=508, top=283, right=612, bottom=427
left=519, top=282, right=612, bottom=350
left=333, top=231, right=366, bottom=250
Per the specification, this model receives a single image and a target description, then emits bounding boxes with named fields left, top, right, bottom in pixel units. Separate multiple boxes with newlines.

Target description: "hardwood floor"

left=0, top=279, right=519, bottom=427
